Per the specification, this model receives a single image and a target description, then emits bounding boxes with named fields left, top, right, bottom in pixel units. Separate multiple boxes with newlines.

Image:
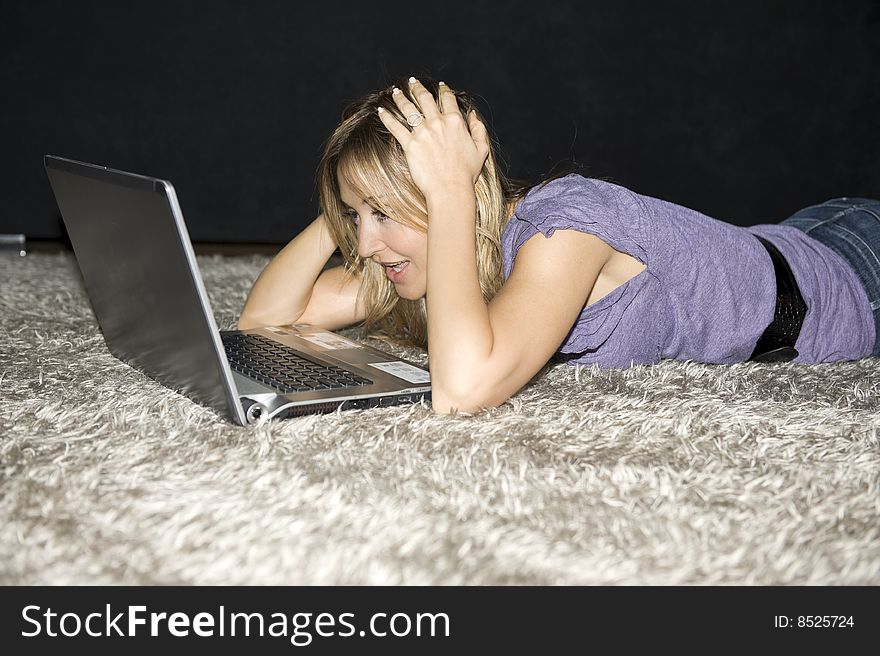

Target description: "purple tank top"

left=500, top=175, right=875, bottom=367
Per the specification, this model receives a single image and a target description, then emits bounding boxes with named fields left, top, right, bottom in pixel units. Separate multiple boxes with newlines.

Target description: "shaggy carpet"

left=1, top=252, right=878, bottom=585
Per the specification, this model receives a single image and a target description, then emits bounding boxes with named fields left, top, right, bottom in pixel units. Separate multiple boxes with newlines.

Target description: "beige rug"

left=1, top=252, right=878, bottom=584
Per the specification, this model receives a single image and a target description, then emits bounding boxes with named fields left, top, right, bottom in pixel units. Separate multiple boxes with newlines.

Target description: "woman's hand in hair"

left=377, top=77, right=490, bottom=201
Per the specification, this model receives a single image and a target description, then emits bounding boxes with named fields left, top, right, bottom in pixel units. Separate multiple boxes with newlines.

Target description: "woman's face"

left=337, top=172, right=428, bottom=300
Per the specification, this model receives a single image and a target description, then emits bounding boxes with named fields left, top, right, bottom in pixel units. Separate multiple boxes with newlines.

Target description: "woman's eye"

left=343, top=209, right=389, bottom=224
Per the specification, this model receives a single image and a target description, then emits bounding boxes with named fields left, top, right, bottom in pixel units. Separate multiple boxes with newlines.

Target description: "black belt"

left=748, top=236, right=808, bottom=362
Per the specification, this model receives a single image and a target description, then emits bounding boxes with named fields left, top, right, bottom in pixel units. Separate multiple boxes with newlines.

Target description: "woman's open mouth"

left=384, top=260, right=409, bottom=282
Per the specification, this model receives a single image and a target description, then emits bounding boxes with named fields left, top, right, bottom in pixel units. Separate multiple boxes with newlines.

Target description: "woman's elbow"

left=236, top=315, right=261, bottom=331
left=236, top=312, right=282, bottom=331
left=429, top=383, right=503, bottom=415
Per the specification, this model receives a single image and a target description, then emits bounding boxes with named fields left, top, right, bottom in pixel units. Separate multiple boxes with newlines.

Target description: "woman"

left=238, top=76, right=879, bottom=413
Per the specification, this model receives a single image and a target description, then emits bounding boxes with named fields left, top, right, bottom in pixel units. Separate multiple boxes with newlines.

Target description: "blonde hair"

left=317, top=76, right=526, bottom=349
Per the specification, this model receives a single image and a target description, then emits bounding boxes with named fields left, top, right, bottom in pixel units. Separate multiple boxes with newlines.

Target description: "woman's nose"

left=356, top=221, right=383, bottom=259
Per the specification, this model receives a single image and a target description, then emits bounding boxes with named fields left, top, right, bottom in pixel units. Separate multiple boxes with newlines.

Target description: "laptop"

left=44, top=155, right=432, bottom=425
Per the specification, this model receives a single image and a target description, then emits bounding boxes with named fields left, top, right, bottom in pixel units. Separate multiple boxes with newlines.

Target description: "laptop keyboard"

left=221, top=332, right=372, bottom=393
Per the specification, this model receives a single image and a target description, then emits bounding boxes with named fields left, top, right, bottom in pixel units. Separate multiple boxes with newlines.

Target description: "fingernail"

left=392, top=87, right=401, bottom=95
left=439, top=81, right=446, bottom=86
left=377, top=107, right=384, bottom=114
left=408, top=76, right=417, bottom=84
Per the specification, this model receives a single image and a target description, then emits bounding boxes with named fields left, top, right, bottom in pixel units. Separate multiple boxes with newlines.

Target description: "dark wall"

left=3, top=0, right=879, bottom=243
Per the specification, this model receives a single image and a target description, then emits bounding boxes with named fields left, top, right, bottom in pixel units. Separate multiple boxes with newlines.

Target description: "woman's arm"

left=237, top=214, right=364, bottom=331
left=376, top=78, right=608, bottom=412
left=426, top=189, right=611, bottom=413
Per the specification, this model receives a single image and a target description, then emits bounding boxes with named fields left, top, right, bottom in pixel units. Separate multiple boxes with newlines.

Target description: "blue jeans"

left=781, top=197, right=880, bottom=357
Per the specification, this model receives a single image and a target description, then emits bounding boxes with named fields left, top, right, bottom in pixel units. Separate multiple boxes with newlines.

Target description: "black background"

left=3, top=0, right=879, bottom=244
